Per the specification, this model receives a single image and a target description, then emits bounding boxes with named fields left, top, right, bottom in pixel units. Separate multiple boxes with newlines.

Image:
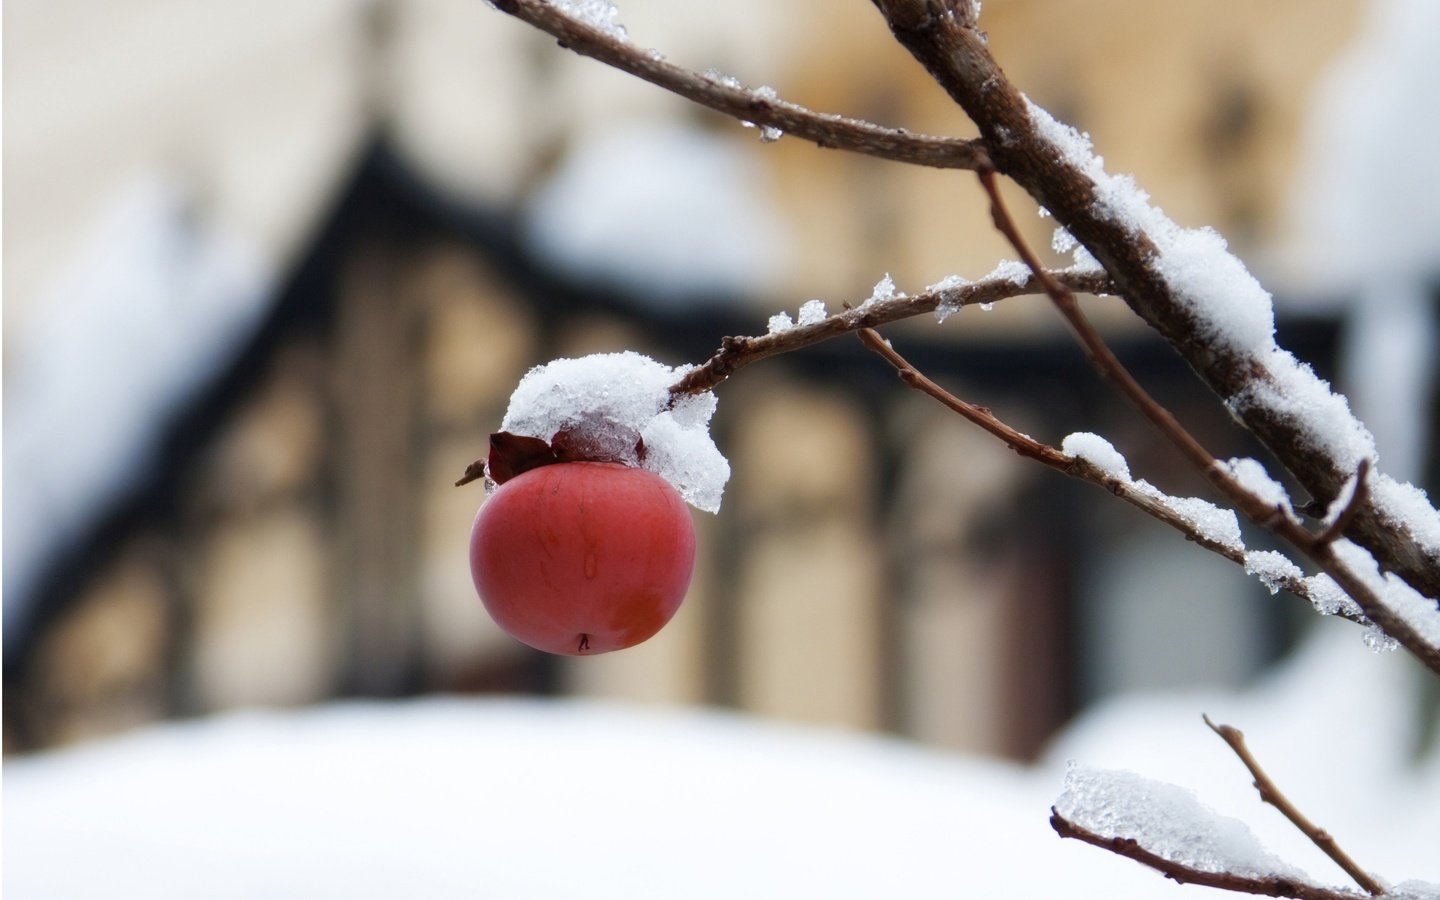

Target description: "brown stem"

left=869, top=0, right=1440, bottom=629
left=1050, top=811, right=1368, bottom=900
left=670, top=268, right=1110, bottom=395
left=1203, top=716, right=1385, bottom=896
left=490, top=0, right=988, bottom=170
left=973, top=165, right=1440, bottom=676
left=1315, top=459, right=1372, bottom=548
left=856, top=328, right=1366, bottom=626
left=857, top=327, right=1069, bottom=468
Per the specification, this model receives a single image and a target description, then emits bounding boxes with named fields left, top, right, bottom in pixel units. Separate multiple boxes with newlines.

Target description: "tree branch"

left=1204, top=716, right=1386, bottom=896
left=856, top=327, right=1069, bottom=468
left=490, top=0, right=988, bottom=170
left=1315, top=460, right=1372, bottom=548
left=1050, top=811, right=1369, bottom=900
left=971, top=162, right=1440, bottom=676
left=868, top=0, right=1440, bottom=621
left=669, top=268, right=1110, bottom=395
left=855, top=327, right=1366, bottom=626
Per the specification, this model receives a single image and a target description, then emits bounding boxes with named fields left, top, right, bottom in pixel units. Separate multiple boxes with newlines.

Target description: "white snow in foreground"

left=6, top=627, right=1436, bottom=899
left=2, top=176, right=273, bottom=649
left=522, top=123, right=790, bottom=305
left=499, top=351, right=729, bottom=512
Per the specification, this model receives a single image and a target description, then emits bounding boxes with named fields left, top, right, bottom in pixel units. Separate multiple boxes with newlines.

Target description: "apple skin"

left=469, top=461, right=697, bottom=655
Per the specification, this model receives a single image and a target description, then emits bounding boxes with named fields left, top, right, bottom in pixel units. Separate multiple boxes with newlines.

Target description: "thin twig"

left=1050, top=811, right=1369, bottom=900
left=976, top=167, right=1226, bottom=486
left=856, top=327, right=1069, bottom=467
left=669, top=268, right=1110, bottom=395
left=1315, top=459, right=1372, bottom=548
left=974, top=165, right=1440, bottom=676
left=855, top=328, right=1366, bottom=625
left=1203, top=716, right=1386, bottom=896
left=490, top=0, right=988, bottom=170
left=869, top=0, right=1440, bottom=622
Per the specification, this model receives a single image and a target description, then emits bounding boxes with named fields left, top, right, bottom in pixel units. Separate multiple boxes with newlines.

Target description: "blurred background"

left=5, top=0, right=1439, bottom=769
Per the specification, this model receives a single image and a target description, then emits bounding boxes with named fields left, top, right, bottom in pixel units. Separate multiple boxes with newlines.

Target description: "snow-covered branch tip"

left=1203, top=716, right=1385, bottom=896
left=870, top=0, right=1440, bottom=622
left=974, top=164, right=1440, bottom=676
left=670, top=268, right=1110, bottom=395
left=855, top=332, right=1369, bottom=628
left=1049, top=811, right=1368, bottom=900
left=490, top=0, right=988, bottom=169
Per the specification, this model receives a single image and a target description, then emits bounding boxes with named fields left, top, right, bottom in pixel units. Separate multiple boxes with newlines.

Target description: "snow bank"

left=6, top=627, right=1435, bottom=899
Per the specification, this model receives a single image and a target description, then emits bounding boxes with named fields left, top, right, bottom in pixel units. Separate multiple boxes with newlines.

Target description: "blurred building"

left=12, top=0, right=1432, bottom=759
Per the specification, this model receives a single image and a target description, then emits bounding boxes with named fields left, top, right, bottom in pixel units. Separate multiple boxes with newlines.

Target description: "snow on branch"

left=1050, top=766, right=1367, bottom=900
left=970, top=152, right=1440, bottom=675
left=669, top=268, right=1110, bottom=395
left=868, top=0, right=1440, bottom=629
left=1051, top=717, right=1440, bottom=899
left=855, top=330, right=1371, bottom=629
left=1202, top=716, right=1385, bottom=896
left=489, top=0, right=988, bottom=170
left=491, top=0, right=1440, bottom=671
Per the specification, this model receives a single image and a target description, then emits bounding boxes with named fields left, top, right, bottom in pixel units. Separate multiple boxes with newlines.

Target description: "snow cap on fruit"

left=497, top=351, right=729, bottom=512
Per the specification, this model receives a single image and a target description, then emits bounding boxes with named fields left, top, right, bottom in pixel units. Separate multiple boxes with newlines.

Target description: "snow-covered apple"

left=469, top=460, right=697, bottom=655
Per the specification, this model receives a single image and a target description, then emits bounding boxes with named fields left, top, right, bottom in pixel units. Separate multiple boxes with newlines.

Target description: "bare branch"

left=1203, top=716, right=1385, bottom=896
left=490, top=0, right=988, bottom=170
left=669, top=268, right=1110, bottom=395
left=1050, top=811, right=1369, bottom=900
left=856, top=327, right=1069, bottom=468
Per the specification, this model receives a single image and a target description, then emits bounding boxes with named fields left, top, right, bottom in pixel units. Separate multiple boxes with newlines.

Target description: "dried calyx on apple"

left=463, top=352, right=729, bottom=656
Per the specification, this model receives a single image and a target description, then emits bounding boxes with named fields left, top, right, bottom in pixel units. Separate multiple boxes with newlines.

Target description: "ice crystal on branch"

left=1055, top=764, right=1319, bottom=883
left=551, top=0, right=628, bottom=41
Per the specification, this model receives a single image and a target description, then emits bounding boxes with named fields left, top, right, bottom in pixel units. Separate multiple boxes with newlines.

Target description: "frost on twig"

left=1051, top=765, right=1368, bottom=900
left=1063, top=433, right=1241, bottom=552
left=869, top=0, right=1440, bottom=640
left=971, top=149, right=1440, bottom=674
left=1203, top=717, right=1385, bottom=896
left=853, top=329, right=1363, bottom=625
left=489, top=0, right=988, bottom=170
left=670, top=267, right=1110, bottom=395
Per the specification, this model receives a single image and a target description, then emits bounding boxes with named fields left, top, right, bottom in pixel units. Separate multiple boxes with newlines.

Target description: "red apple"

left=469, top=461, right=697, bottom=655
